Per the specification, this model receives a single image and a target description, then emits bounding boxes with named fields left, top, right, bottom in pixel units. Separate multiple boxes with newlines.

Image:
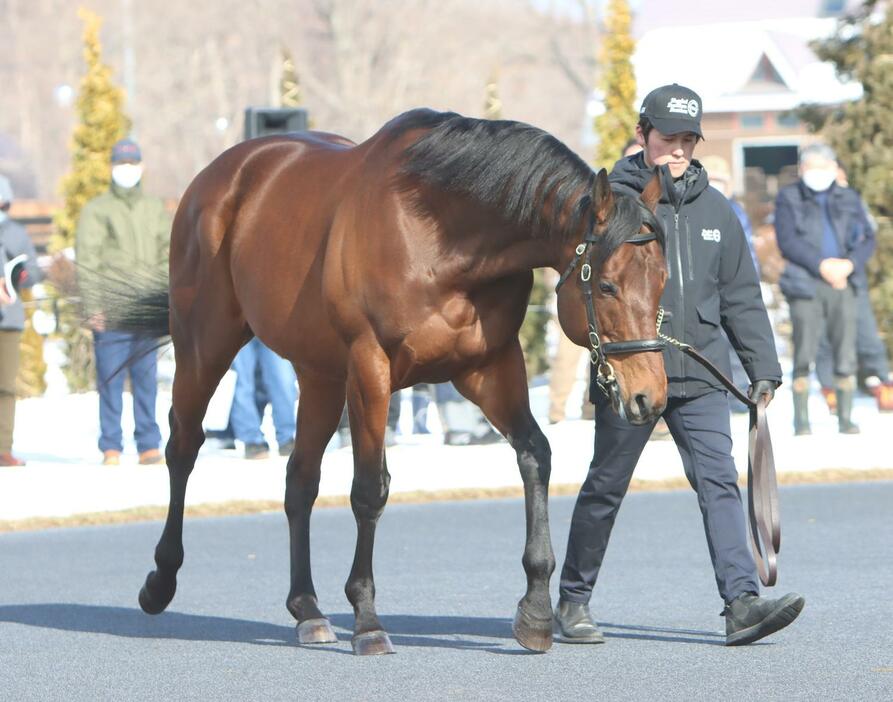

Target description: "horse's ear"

left=593, top=168, right=615, bottom=224
left=641, top=166, right=662, bottom=213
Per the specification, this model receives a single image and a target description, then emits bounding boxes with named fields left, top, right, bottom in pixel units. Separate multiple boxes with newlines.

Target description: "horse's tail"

left=110, top=280, right=171, bottom=339
left=82, top=266, right=171, bottom=340
left=106, top=276, right=171, bottom=345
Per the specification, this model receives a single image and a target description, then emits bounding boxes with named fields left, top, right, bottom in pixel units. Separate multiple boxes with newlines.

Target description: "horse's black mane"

left=396, top=110, right=594, bottom=240
left=394, top=109, right=663, bottom=258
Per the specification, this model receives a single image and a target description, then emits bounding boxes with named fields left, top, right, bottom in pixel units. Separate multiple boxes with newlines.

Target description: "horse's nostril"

left=635, top=393, right=650, bottom=417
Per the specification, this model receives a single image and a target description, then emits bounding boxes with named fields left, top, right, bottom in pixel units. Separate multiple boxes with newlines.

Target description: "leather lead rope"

left=656, top=308, right=780, bottom=586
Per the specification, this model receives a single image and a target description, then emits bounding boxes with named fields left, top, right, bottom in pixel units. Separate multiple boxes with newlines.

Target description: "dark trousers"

left=789, top=282, right=856, bottom=380
left=338, top=393, right=401, bottom=431
left=93, top=330, right=161, bottom=453
left=815, top=286, right=889, bottom=387
left=560, top=390, right=759, bottom=604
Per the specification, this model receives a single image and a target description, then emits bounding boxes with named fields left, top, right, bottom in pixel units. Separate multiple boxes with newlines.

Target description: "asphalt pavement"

left=1, top=482, right=890, bottom=701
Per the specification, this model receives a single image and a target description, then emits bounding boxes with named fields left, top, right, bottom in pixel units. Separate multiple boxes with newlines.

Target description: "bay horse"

left=128, top=109, right=668, bottom=654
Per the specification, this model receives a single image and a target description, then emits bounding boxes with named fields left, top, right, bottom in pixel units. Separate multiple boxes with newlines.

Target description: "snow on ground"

left=1, top=341, right=892, bottom=521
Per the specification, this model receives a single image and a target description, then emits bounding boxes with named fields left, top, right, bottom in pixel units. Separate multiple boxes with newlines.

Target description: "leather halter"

left=554, top=201, right=666, bottom=401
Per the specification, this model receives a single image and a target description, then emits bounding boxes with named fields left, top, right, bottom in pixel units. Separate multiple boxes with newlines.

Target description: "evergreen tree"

left=52, top=8, right=130, bottom=392
left=593, top=0, right=637, bottom=170
left=803, top=0, right=893, bottom=359
left=279, top=48, right=303, bottom=108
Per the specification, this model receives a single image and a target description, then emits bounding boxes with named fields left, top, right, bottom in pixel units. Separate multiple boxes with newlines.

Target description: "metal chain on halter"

left=655, top=306, right=688, bottom=352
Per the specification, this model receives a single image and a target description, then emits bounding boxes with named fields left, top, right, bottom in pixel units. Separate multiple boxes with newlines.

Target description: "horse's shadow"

left=0, top=604, right=520, bottom=654
left=0, top=604, right=728, bottom=653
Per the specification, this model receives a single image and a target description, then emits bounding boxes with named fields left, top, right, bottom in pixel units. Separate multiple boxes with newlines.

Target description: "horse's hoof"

left=513, top=604, right=553, bottom=652
left=138, top=571, right=176, bottom=615
left=297, top=618, right=338, bottom=645
left=351, top=630, right=396, bottom=656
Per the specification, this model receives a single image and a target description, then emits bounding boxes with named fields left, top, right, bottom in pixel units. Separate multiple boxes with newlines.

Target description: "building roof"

left=631, top=0, right=863, bottom=36
left=632, top=16, right=863, bottom=113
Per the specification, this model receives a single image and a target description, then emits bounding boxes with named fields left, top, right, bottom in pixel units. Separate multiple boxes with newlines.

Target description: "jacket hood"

left=609, top=152, right=709, bottom=207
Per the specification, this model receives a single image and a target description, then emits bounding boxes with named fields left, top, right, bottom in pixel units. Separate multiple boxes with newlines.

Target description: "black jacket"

left=774, top=180, right=875, bottom=300
left=604, top=153, right=782, bottom=399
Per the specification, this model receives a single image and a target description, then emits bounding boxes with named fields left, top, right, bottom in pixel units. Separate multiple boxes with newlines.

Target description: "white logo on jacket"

left=701, top=228, right=721, bottom=242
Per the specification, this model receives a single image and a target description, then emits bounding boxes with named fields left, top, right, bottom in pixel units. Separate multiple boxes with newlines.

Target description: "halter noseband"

left=554, top=200, right=666, bottom=400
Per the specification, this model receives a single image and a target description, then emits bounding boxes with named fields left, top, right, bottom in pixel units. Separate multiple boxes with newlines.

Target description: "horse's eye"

left=599, top=281, right=618, bottom=296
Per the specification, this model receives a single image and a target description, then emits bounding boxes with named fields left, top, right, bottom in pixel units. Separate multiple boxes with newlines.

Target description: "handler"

left=555, top=84, right=804, bottom=646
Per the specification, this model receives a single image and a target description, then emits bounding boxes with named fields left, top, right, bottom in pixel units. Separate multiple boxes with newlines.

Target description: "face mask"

left=801, top=168, right=836, bottom=192
left=111, top=163, right=143, bottom=189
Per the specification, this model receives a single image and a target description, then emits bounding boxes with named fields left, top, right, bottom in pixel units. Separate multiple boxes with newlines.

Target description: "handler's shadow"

left=599, top=621, right=728, bottom=646
left=0, top=604, right=528, bottom=655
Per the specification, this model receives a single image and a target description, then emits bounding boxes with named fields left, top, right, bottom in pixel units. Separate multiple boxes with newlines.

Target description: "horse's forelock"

left=594, top=193, right=665, bottom=269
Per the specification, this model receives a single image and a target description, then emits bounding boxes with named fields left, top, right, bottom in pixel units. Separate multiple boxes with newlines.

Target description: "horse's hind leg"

left=453, top=340, right=555, bottom=652
left=138, top=315, right=246, bottom=615
left=286, top=372, right=345, bottom=645
left=343, top=343, right=395, bottom=655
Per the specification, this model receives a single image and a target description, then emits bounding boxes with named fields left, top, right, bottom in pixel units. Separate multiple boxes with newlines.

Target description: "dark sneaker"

left=468, top=428, right=504, bottom=445
left=278, top=439, right=295, bottom=457
left=724, top=592, right=805, bottom=646
left=553, top=600, right=605, bottom=644
left=244, top=442, right=270, bottom=460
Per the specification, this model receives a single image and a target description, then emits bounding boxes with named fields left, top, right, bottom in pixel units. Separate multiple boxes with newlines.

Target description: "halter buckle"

left=581, top=263, right=591, bottom=282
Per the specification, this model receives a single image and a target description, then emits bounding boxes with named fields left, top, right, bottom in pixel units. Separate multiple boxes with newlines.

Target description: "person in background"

left=76, top=138, right=170, bottom=466
left=230, top=338, right=297, bottom=460
left=774, top=144, right=875, bottom=435
left=338, top=393, right=401, bottom=448
left=0, top=174, right=43, bottom=467
left=433, top=382, right=501, bottom=446
left=555, top=84, right=802, bottom=648
left=411, top=383, right=432, bottom=434
left=814, top=165, right=892, bottom=413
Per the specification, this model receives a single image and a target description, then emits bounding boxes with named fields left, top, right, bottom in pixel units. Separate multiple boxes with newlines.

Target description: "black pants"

left=815, top=286, right=889, bottom=387
left=559, top=390, right=759, bottom=604
left=789, top=282, right=856, bottom=380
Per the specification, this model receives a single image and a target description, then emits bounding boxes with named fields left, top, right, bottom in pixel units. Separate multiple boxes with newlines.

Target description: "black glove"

left=748, top=379, right=778, bottom=407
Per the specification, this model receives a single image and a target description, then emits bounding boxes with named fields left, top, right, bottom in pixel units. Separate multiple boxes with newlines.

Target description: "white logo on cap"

left=667, top=97, right=699, bottom=117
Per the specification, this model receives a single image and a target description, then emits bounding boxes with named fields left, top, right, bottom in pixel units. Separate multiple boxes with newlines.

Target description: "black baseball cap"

left=639, top=83, right=703, bottom=138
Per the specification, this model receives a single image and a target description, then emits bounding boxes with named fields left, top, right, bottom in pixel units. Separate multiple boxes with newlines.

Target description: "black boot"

left=724, top=592, right=805, bottom=646
left=793, top=388, right=811, bottom=436
left=836, top=388, right=860, bottom=434
left=553, top=600, right=605, bottom=644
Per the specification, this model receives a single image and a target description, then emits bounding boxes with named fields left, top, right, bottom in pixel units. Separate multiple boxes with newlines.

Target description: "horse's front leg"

left=454, top=340, right=555, bottom=652
left=344, top=345, right=395, bottom=655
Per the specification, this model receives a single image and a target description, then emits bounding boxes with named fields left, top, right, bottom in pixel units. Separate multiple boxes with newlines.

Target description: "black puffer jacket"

left=605, top=153, right=782, bottom=398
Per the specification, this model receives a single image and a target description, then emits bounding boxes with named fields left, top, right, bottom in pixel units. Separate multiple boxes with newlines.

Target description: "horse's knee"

left=516, top=431, right=552, bottom=485
left=165, top=421, right=204, bottom=469
left=349, top=474, right=389, bottom=521
left=285, top=464, right=321, bottom=517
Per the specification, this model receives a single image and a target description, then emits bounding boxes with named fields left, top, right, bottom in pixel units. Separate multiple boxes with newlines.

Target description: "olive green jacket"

left=75, top=183, right=171, bottom=318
